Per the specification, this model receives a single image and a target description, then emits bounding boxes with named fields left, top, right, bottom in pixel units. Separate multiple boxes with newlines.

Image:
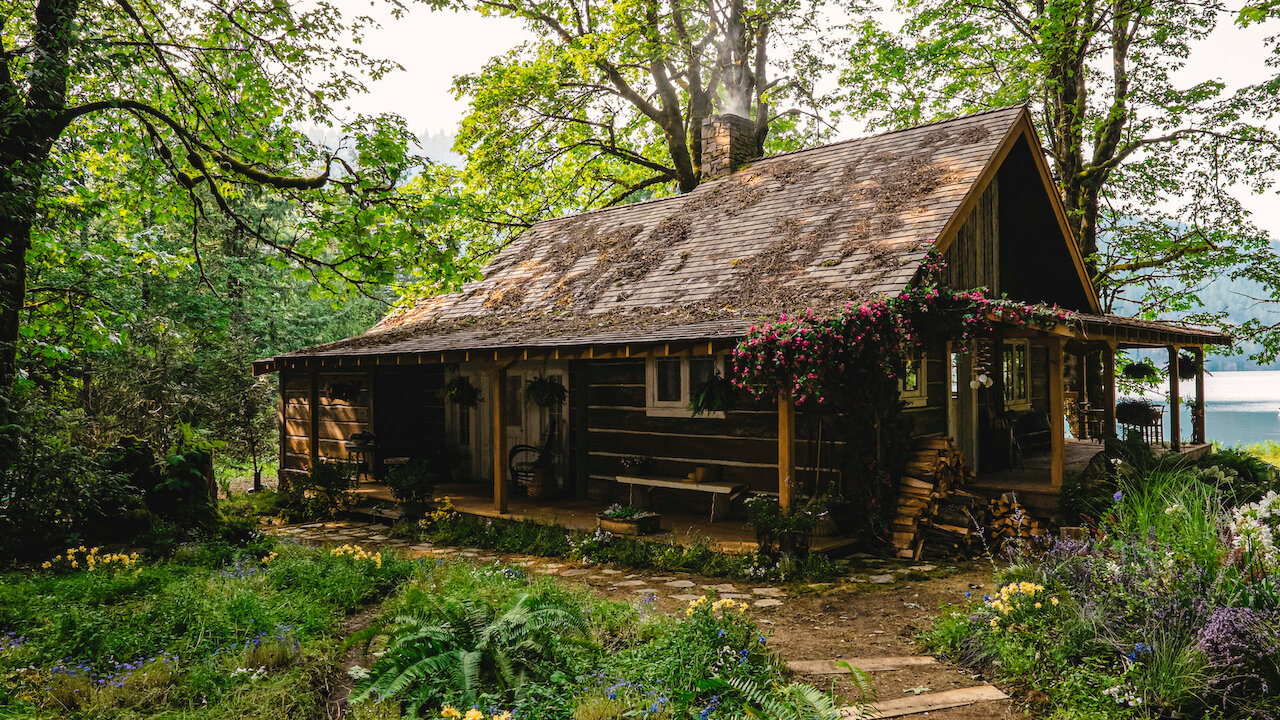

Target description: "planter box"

left=598, top=513, right=662, bottom=536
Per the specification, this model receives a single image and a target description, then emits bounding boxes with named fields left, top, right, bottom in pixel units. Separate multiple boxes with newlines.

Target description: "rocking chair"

left=508, top=419, right=559, bottom=496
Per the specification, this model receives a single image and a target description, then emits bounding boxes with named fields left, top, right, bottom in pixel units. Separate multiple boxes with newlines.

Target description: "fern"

left=726, top=663, right=876, bottom=720
left=352, top=591, right=591, bottom=712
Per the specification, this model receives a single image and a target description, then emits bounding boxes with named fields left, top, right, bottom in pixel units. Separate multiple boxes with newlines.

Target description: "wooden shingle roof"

left=277, top=107, right=1026, bottom=361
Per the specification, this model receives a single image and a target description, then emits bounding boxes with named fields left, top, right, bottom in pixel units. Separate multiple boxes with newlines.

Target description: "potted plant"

left=1115, top=398, right=1161, bottom=426
left=440, top=376, right=480, bottom=407
left=745, top=495, right=819, bottom=556
left=688, top=371, right=733, bottom=416
left=525, top=376, right=568, bottom=408
left=598, top=504, right=661, bottom=535
left=384, top=458, right=436, bottom=519
left=619, top=455, right=656, bottom=476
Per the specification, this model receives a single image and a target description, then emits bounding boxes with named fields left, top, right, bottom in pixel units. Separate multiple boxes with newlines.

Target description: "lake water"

left=1127, top=370, right=1280, bottom=447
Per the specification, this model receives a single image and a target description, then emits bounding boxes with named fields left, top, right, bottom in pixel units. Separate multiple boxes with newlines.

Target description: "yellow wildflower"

left=492, top=713, right=512, bottom=720
left=41, top=561, right=51, bottom=569
left=990, top=618, right=999, bottom=628
left=738, top=602, right=749, bottom=612
left=1034, top=602, right=1042, bottom=609
left=685, top=607, right=696, bottom=617
left=70, top=561, right=78, bottom=568
left=440, top=707, right=462, bottom=719
left=1050, top=597, right=1059, bottom=606
left=464, top=709, right=484, bottom=720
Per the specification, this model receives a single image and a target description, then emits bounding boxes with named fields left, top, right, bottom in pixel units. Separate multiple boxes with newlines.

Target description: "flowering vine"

left=731, top=251, right=1076, bottom=406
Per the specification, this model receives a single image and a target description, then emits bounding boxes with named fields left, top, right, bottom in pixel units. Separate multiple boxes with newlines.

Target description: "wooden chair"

left=508, top=419, right=559, bottom=494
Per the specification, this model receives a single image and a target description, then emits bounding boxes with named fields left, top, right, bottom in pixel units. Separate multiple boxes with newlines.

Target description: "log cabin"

left=252, top=106, right=1230, bottom=531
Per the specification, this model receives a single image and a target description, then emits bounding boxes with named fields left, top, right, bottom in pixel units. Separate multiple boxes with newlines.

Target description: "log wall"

left=581, top=359, right=844, bottom=508
left=281, top=371, right=312, bottom=474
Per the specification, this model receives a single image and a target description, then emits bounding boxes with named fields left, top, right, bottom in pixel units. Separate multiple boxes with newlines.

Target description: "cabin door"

left=502, top=363, right=569, bottom=481
left=947, top=345, right=980, bottom=471
left=447, top=367, right=489, bottom=481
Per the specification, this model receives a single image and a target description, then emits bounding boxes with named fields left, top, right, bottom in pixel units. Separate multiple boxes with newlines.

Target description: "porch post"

left=1193, top=345, right=1206, bottom=444
left=277, top=372, right=287, bottom=491
left=490, top=365, right=509, bottom=513
left=778, top=390, right=796, bottom=512
left=1103, top=342, right=1117, bottom=439
left=1048, top=338, right=1065, bottom=489
left=1168, top=346, right=1181, bottom=452
left=308, top=370, right=320, bottom=471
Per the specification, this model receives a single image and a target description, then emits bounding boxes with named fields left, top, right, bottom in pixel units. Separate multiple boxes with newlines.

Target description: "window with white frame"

left=645, top=356, right=725, bottom=417
left=1003, top=340, right=1031, bottom=409
left=899, top=353, right=927, bottom=407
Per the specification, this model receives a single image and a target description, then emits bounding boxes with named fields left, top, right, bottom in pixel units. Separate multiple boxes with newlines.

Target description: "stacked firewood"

left=988, top=493, right=1046, bottom=545
left=890, top=436, right=987, bottom=559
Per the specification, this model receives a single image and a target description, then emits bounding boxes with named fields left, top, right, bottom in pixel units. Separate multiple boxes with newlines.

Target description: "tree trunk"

left=0, top=152, right=38, bottom=395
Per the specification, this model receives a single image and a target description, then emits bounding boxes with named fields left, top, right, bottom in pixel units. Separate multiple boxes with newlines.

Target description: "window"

left=899, top=353, right=927, bottom=408
left=1003, top=340, right=1031, bottom=408
left=646, top=356, right=725, bottom=417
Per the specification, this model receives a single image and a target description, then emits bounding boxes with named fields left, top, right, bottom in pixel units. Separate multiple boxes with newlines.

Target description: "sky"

left=330, top=0, right=1279, bottom=236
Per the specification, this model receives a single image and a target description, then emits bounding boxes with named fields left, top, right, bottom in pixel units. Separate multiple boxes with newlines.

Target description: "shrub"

left=383, top=459, right=437, bottom=517
left=281, top=459, right=357, bottom=520
left=1197, top=607, right=1280, bottom=717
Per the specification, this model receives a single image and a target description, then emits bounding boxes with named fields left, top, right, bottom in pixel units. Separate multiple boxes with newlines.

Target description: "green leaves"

left=841, top=0, right=1280, bottom=363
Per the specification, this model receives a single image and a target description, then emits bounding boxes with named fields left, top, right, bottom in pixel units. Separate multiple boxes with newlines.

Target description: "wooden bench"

left=615, top=475, right=747, bottom=523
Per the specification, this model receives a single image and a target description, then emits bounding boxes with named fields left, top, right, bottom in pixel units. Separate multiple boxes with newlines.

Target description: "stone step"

left=842, top=684, right=1009, bottom=719
left=788, top=656, right=937, bottom=674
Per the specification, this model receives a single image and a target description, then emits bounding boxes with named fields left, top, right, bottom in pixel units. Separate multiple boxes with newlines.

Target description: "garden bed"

left=925, top=453, right=1280, bottom=719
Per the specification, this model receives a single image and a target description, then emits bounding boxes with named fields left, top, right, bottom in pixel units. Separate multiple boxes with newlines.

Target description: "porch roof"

left=998, top=311, right=1231, bottom=348
left=252, top=309, right=1229, bottom=374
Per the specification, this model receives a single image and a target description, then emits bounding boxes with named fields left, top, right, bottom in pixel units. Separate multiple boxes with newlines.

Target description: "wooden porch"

left=350, top=481, right=857, bottom=554
left=968, top=438, right=1213, bottom=517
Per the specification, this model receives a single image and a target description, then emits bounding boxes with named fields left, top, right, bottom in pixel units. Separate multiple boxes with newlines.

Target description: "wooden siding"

left=942, top=181, right=999, bottom=294
left=581, top=359, right=844, bottom=506
left=281, top=371, right=311, bottom=472
left=308, top=372, right=373, bottom=463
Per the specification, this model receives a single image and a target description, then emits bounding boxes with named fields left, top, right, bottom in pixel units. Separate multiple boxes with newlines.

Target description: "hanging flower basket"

left=1173, top=352, right=1200, bottom=380
left=525, top=376, right=568, bottom=408
left=440, top=376, right=480, bottom=407
left=1122, top=362, right=1159, bottom=382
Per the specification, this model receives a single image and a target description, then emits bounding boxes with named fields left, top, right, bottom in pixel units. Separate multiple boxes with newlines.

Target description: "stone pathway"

left=264, top=519, right=797, bottom=610
left=265, top=519, right=1014, bottom=718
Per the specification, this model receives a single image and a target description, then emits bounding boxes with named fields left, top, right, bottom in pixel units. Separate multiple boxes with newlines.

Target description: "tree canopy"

left=431, top=0, right=854, bottom=245
left=0, top=0, right=460, bottom=401
left=839, top=0, right=1280, bottom=359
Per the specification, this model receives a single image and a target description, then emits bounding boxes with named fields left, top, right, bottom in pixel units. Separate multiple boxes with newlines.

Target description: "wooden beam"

left=1048, top=339, right=1065, bottom=489
left=1168, top=345, right=1181, bottom=452
left=1193, top=346, right=1206, bottom=444
left=277, top=370, right=287, bottom=490
left=778, top=391, right=796, bottom=511
left=308, top=370, right=320, bottom=471
left=1103, top=342, right=1117, bottom=440
left=490, top=365, right=509, bottom=513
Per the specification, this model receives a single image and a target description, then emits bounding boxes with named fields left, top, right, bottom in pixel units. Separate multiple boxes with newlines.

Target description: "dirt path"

left=269, top=520, right=1020, bottom=719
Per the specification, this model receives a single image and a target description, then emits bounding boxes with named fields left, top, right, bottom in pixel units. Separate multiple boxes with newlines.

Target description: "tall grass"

left=1103, top=469, right=1224, bottom=571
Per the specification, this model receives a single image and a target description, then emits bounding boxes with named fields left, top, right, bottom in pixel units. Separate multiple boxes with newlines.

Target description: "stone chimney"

left=701, top=114, right=757, bottom=181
